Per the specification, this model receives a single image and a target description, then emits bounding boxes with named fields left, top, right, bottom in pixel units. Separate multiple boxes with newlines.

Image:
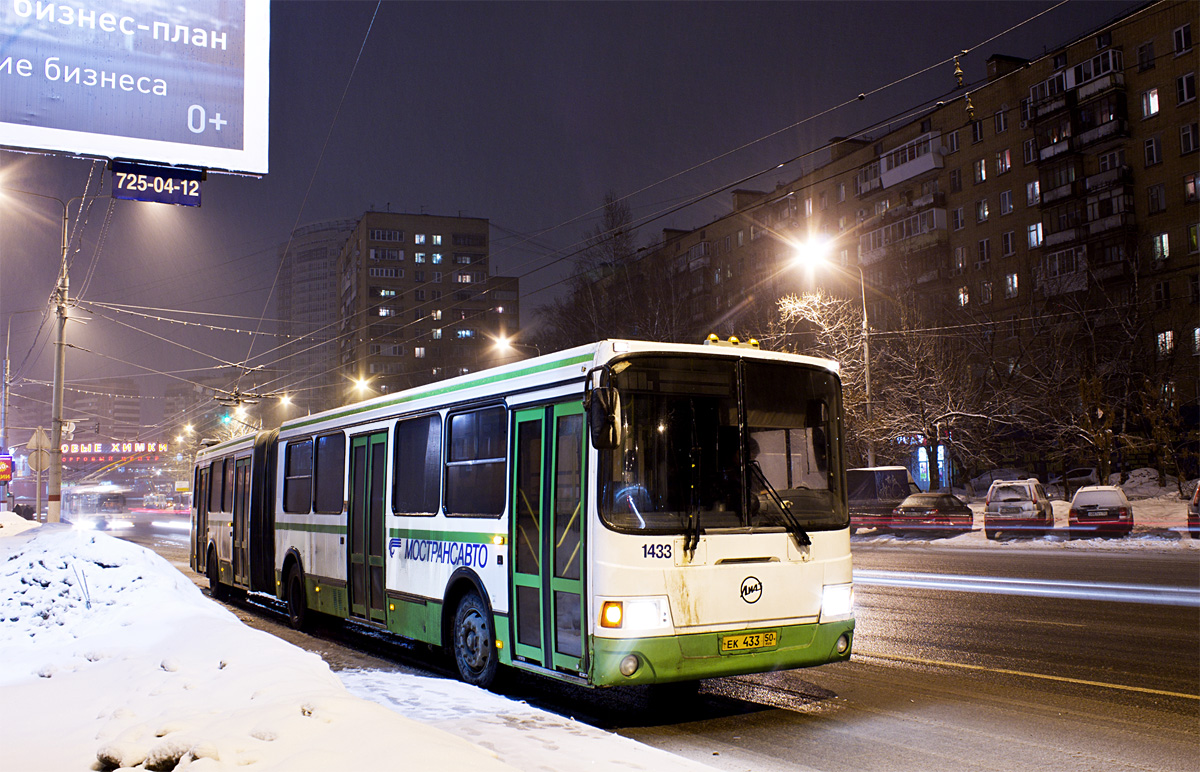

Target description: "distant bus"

left=191, top=339, right=854, bottom=688
left=63, top=487, right=128, bottom=528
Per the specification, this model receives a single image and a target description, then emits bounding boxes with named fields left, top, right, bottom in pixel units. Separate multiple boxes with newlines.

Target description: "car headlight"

left=820, top=583, right=854, bottom=623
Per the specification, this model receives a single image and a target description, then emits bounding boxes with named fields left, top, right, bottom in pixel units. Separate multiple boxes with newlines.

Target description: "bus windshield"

left=597, top=355, right=846, bottom=535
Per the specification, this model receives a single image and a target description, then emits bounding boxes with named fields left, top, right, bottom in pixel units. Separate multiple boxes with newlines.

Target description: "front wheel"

left=984, top=529, right=997, bottom=540
left=452, top=590, right=498, bottom=688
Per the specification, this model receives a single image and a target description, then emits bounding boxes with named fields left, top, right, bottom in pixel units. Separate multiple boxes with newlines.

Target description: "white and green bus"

left=191, top=338, right=854, bottom=688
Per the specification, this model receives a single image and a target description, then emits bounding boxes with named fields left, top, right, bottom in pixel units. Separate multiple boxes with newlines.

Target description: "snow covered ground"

left=0, top=515, right=716, bottom=772
left=0, top=470, right=1193, bottom=771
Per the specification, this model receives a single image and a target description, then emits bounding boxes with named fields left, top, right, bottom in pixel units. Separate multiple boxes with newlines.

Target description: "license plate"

left=1000, top=506, right=1023, bottom=515
left=720, top=630, right=778, bottom=653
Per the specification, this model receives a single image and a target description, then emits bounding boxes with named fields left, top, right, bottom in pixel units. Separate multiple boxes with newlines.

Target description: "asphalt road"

left=124, top=518, right=1200, bottom=772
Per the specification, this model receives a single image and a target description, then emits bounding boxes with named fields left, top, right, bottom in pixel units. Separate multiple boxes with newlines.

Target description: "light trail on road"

left=853, top=569, right=1200, bottom=607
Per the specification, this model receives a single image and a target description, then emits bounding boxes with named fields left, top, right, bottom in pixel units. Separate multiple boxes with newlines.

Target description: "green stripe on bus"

left=283, top=353, right=594, bottom=432
left=277, top=521, right=347, bottom=535
left=387, top=527, right=499, bottom=545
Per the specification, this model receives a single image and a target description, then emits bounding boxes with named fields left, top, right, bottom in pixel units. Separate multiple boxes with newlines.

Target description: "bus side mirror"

left=584, top=366, right=621, bottom=449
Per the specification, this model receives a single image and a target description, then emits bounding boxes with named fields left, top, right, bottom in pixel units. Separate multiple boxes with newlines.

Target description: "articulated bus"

left=190, top=338, right=854, bottom=688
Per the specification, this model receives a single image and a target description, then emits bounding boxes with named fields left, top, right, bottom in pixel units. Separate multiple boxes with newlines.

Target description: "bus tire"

left=207, top=546, right=227, bottom=602
left=451, top=590, right=498, bottom=688
left=286, top=565, right=310, bottom=631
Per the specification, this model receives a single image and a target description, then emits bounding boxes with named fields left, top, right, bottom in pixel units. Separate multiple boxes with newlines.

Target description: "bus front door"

left=232, top=457, right=251, bottom=587
left=349, top=431, right=388, bottom=622
left=512, top=403, right=586, bottom=674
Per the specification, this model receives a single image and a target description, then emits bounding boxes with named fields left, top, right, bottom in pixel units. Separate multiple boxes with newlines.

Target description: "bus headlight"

left=598, top=597, right=671, bottom=631
left=820, top=583, right=854, bottom=623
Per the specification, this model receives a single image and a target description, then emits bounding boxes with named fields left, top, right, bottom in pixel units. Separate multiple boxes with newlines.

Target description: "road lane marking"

left=853, top=569, right=1200, bottom=607
left=858, top=652, right=1200, bottom=700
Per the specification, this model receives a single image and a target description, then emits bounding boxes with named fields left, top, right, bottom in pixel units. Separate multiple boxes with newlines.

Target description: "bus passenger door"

left=349, top=431, right=388, bottom=622
left=512, top=404, right=586, bottom=674
left=232, top=457, right=251, bottom=587
left=193, top=467, right=209, bottom=573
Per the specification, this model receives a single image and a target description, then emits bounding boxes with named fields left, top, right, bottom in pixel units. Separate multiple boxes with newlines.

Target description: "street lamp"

left=495, top=336, right=541, bottom=358
left=793, top=238, right=874, bottom=467
left=2, top=187, right=107, bottom=523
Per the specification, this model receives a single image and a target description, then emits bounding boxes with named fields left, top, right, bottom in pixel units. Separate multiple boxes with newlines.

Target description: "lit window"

left=980, top=281, right=993, bottom=304
left=432, top=253, right=443, bottom=264
left=974, top=159, right=987, bottom=183
left=433, top=234, right=442, bottom=245
left=415, top=347, right=426, bottom=359
left=958, top=286, right=969, bottom=306
left=976, top=200, right=989, bottom=222
left=996, top=148, right=1011, bottom=174
left=415, top=234, right=426, bottom=244
left=432, top=328, right=442, bottom=340
left=415, top=252, right=426, bottom=263
left=1157, top=330, right=1175, bottom=358
left=1027, top=222, right=1043, bottom=248
left=432, top=309, right=443, bottom=321
left=1005, top=273, right=1019, bottom=299
left=1152, top=232, right=1170, bottom=261
left=1142, top=88, right=1159, bottom=117
left=1026, top=180, right=1041, bottom=206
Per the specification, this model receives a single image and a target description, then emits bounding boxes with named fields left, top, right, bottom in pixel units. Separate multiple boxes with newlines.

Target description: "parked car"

left=1048, top=467, right=1101, bottom=488
left=1188, top=485, right=1199, bottom=539
left=1068, top=485, right=1133, bottom=538
left=891, top=492, right=974, bottom=534
left=847, top=466, right=921, bottom=533
left=983, top=479, right=1054, bottom=539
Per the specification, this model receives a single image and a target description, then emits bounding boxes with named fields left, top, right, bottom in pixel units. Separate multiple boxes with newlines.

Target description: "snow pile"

left=0, top=509, right=40, bottom=537
left=0, top=523, right=514, bottom=771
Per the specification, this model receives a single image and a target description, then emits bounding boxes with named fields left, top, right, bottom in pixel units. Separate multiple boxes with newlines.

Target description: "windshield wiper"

left=749, top=461, right=811, bottom=547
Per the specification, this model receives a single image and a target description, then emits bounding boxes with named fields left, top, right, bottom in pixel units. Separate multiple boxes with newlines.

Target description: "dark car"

left=847, top=466, right=921, bottom=533
left=1068, top=485, right=1133, bottom=538
left=891, top=493, right=974, bottom=534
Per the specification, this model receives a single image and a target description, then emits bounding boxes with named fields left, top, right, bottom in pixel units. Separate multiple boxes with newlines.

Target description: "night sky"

left=0, top=0, right=1134, bottom=429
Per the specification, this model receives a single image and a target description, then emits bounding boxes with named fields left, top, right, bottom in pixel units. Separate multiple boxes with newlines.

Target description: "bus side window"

left=394, top=414, right=442, bottom=515
left=314, top=433, right=347, bottom=514
left=283, top=439, right=314, bottom=514
left=445, top=406, right=507, bottom=517
left=222, top=457, right=235, bottom=512
left=208, top=460, right=223, bottom=513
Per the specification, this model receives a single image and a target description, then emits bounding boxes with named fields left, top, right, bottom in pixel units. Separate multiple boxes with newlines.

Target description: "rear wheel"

left=206, top=546, right=227, bottom=601
left=286, top=565, right=310, bottom=631
left=984, top=529, right=998, bottom=540
left=452, top=590, right=498, bottom=688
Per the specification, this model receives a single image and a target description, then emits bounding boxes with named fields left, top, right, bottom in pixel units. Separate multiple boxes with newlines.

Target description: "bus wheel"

left=286, top=566, right=310, bottom=631
left=452, top=590, right=498, bottom=688
left=207, top=547, right=227, bottom=602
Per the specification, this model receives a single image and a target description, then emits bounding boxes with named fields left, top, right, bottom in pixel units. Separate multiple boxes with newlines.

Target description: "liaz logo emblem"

left=740, top=576, right=762, bottom=604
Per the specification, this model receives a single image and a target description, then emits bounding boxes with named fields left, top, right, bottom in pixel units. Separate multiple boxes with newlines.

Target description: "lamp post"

left=2, top=189, right=105, bottom=523
left=794, top=238, right=874, bottom=466
left=495, top=336, right=541, bottom=359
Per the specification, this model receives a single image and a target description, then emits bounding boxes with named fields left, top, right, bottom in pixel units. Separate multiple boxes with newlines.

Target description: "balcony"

left=1087, top=212, right=1135, bottom=236
left=1044, top=227, right=1081, bottom=248
left=1085, top=165, right=1131, bottom=192
left=910, top=191, right=946, bottom=210
left=1078, top=119, right=1128, bottom=149
left=1033, top=94, right=1070, bottom=120
left=1042, top=180, right=1079, bottom=205
left=1039, top=138, right=1074, bottom=161
left=1076, top=72, right=1125, bottom=102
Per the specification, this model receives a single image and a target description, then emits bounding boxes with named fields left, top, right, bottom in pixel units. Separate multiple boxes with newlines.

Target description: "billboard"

left=0, top=0, right=269, bottom=174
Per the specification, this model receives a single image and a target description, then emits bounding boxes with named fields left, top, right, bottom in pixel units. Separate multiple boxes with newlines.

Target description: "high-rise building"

left=277, top=219, right=358, bottom=414
left=336, top=211, right=520, bottom=396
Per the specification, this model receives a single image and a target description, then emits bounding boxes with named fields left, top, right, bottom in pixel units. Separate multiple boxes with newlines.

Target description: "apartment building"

left=337, top=211, right=520, bottom=396
left=618, top=0, right=1196, bottom=469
